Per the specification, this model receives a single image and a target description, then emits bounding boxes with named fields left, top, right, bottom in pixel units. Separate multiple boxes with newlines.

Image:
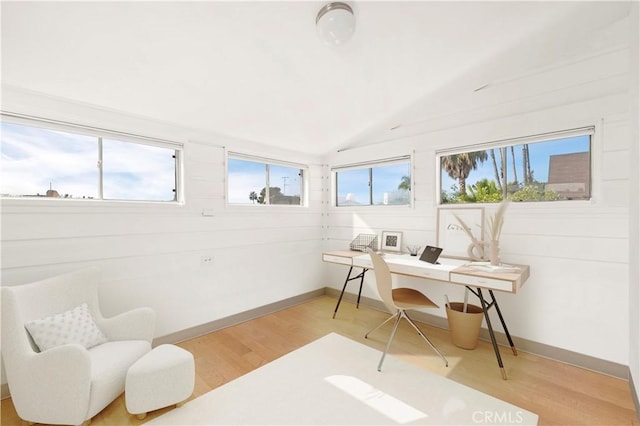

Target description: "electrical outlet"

left=200, top=255, right=214, bottom=266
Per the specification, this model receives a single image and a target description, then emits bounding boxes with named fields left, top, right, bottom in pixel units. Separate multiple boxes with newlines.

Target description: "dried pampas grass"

left=487, top=199, right=510, bottom=241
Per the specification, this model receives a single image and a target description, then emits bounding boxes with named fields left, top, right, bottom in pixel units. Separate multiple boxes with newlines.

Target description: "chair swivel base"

left=365, top=310, right=448, bottom=371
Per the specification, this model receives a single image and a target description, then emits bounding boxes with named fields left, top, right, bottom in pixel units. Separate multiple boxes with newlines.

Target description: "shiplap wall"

left=0, top=87, right=326, bottom=387
left=323, top=15, right=634, bottom=366
left=1, top=8, right=636, bottom=398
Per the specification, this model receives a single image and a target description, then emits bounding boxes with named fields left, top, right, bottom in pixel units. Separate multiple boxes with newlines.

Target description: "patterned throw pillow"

left=25, top=303, right=108, bottom=352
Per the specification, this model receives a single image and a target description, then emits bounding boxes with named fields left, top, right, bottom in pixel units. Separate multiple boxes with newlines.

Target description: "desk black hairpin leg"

left=489, top=289, right=518, bottom=356
left=469, top=287, right=514, bottom=380
left=333, top=267, right=368, bottom=319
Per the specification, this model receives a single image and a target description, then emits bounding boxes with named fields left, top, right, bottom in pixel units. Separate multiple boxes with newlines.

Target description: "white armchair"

left=1, top=266, right=156, bottom=426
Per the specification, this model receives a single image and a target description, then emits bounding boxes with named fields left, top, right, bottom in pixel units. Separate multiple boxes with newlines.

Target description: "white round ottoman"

left=125, top=344, right=195, bottom=420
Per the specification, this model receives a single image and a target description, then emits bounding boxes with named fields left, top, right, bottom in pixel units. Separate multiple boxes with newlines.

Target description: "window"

left=227, top=153, right=305, bottom=206
left=101, top=138, right=177, bottom=201
left=334, top=157, right=411, bottom=206
left=438, top=128, right=593, bottom=204
left=0, top=116, right=181, bottom=202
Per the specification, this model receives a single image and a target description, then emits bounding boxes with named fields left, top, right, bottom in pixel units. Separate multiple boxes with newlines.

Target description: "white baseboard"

left=325, top=287, right=631, bottom=380
left=153, top=288, right=326, bottom=346
left=1, top=289, right=325, bottom=401
left=631, top=371, right=640, bottom=422
left=1, top=383, right=8, bottom=400
left=2, top=287, right=634, bottom=407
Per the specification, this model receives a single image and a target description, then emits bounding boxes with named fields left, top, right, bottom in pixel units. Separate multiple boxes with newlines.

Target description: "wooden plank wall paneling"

left=322, top=32, right=633, bottom=367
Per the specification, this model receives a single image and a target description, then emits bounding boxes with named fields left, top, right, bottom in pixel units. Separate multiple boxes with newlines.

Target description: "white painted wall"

left=1, top=7, right=637, bottom=403
left=323, top=14, right=634, bottom=366
left=0, top=87, right=326, bottom=386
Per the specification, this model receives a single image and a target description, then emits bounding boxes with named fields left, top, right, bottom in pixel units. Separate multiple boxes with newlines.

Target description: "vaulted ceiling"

left=1, top=1, right=631, bottom=155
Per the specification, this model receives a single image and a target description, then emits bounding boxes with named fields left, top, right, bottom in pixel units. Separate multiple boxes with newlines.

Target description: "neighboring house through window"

left=438, top=127, right=593, bottom=204
left=227, top=152, right=305, bottom=206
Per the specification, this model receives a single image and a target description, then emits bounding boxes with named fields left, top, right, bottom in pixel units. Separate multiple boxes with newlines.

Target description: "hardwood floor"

left=2, top=296, right=638, bottom=425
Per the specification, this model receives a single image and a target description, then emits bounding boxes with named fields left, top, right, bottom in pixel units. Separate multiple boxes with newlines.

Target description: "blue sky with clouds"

left=336, top=163, right=410, bottom=205
left=440, top=135, right=590, bottom=193
left=1, top=122, right=175, bottom=201
left=227, top=158, right=301, bottom=204
left=2, top=120, right=588, bottom=204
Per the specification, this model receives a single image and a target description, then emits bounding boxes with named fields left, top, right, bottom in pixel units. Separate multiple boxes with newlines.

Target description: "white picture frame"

left=437, top=208, right=484, bottom=259
left=381, top=231, right=403, bottom=252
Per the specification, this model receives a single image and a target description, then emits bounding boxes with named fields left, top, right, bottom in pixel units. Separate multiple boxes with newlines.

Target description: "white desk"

left=323, top=250, right=531, bottom=379
left=323, top=250, right=529, bottom=293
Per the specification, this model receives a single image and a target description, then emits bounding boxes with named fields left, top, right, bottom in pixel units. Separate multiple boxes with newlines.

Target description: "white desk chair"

left=365, top=250, right=448, bottom=371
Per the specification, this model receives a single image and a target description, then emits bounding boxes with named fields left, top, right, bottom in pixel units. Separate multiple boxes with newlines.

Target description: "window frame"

left=436, top=127, right=594, bottom=205
left=226, top=151, right=308, bottom=207
left=0, top=112, right=184, bottom=205
left=331, top=155, right=413, bottom=208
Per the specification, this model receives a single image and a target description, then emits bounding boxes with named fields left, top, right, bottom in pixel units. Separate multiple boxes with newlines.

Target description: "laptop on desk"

left=420, top=246, right=443, bottom=264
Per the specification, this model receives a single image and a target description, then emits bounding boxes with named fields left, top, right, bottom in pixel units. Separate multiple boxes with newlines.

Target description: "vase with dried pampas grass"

left=487, top=200, right=510, bottom=265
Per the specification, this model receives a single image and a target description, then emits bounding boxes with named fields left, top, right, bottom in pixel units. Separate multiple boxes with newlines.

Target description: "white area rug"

left=146, top=333, right=537, bottom=425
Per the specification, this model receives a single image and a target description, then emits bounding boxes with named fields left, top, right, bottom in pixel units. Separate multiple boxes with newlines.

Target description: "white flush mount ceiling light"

left=316, top=2, right=355, bottom=46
